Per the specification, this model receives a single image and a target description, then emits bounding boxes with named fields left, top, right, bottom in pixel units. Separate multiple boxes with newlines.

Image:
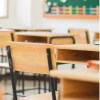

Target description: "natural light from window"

left=0, top=0, right=7, bottom=17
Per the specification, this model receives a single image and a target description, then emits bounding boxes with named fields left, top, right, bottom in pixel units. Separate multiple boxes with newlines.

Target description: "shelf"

left=56, top=48, right=99, bottom=65
left=16, top=35, right=47, bottom=43
left=44, top=14, right=99, bottom=19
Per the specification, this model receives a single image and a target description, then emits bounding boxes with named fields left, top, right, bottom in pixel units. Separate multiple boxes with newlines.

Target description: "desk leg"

left=38, top=74, right=41, bottom=94
left=72, top=64, right=75, bottom=69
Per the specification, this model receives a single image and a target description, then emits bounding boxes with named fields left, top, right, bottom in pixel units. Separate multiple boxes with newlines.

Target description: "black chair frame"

left=6, top=45, right=56, bottom=100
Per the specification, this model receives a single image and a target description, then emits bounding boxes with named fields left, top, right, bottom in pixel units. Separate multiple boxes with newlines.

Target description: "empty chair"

left=68, top=28, right=90, bottom=44
left=7, top=42, right=58, bottom=100
left=93, top=32, right=100, bottom=45
left=50, top=36, right=75, bottom=68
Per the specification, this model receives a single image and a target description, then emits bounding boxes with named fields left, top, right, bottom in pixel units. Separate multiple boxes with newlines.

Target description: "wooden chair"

left=68, top=28, right=90, bottom=44
left=6, top=42, right=58, bottom=100
left=50, top=36, right=75, bottom=68
left=0, top=30, right=27, bottom=96
left=49, top=36, right=75, bottom=91
left=0, top=29, right=15, bottom=81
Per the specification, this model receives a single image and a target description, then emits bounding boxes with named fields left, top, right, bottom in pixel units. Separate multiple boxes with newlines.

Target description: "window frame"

left=0, top=0, right=8, bottom=18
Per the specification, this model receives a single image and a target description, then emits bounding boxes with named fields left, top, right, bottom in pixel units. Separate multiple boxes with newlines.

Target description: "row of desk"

left=0, top=30, right=99, bottom=65
left=6, top=27, right=100, bottom=44
left=1, top=27, right=99, bottom=44
left=15, top=32, right=90, bottom=44
left=15, top=32, right=78, bottom=43
left=0, top=29, right=99, bottom=100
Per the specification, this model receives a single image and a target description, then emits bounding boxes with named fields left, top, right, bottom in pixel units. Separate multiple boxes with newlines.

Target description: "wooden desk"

left=50, top=68, right=99, bottom=100
left=15, top=32, right=78, bottom=43
left=7, top=27, right=53, bottom=32
left=93, top=31, right=100, bottom=41
left=54, top=44, right=99, bottom=65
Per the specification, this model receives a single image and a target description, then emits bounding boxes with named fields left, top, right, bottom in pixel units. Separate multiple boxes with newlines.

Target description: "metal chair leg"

left=38, top=74, right=41, bottom=94
left=44, top=74, right=46, bottom=93
left=72, top=64, right=75, bottom=68
left=5, top=55, right=7, bottom=83
left=22, top=72, right=25, bottom=95
left=34, top=73, right=36, bottom=87
left=54, top=78, right=57, bottom=91
left=49, top=76, right=51, bottom=92
left=18, top=72, right=20, bottom=87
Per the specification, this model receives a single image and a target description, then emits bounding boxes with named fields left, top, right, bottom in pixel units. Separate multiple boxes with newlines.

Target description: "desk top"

left=15, top=32, right=78, bottom=37
left=50, top=68, right=99, bottom=83
left=54, top=44, right=99, bottom=52
left=7, top=27, right=53, bottom=31
left=92, top=31, right=100, bottom=34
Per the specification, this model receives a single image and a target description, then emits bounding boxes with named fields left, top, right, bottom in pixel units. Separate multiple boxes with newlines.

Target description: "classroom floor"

left=1, top=79, right=54, bottom=100
left=1, top=64, right=87, bottom=100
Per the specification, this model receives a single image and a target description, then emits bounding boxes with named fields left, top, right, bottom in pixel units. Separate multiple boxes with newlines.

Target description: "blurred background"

left=0, top=0, right=99, bottom=44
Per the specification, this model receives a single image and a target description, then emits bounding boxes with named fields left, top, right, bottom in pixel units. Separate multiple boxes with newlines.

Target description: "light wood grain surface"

left=0, top=30, right=15, bottom=48
left=54, top=44, right=99, bottom=52
left=7, top=42, right=57, bottom=74
left=15, top=32, right=78, bottom=37
left=93, top=32, right=100, bottom=41
left=55, top=44, right=99, bottom=65
left=50, top=69, right=99, bottom=100
left=50, top=68, right=99, bottom=83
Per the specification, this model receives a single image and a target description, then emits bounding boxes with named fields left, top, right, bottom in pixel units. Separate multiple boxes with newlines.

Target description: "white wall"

left=16, top=0, right=31, bottom=27
left=31, top=0, right=99, bottom=43
left=0, top=0, right=32, bottom=28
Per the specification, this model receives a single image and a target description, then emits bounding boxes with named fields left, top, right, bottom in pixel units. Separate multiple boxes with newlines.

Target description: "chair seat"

left=0, top=63, right=9, bottom=68
left=19, top=91, right=59, bottom=100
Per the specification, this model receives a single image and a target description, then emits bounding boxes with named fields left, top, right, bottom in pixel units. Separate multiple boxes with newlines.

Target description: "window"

left=0, top=0, right=8, bottom=18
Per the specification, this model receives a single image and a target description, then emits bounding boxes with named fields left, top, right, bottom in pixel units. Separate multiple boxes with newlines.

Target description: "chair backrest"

left=0, top=84, right=3, bottom=100
left=94, top=32, right=99, bottom=41
left=50, top=36, right=75, bottom=45
left=7, top=42, right=57, bottom=74
left=0, top=29, right=15, bottom=48
left=68, top=28, right=90, bottom=44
